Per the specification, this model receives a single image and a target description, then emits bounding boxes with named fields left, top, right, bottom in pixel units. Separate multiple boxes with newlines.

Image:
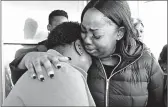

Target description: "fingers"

left=56, top=63, right=62, bottom=69
left=32, top=60, right=44, bottom=82
left=24, top=50, right=72, bottom=82
left=59, top=57, right=71, bottom=62
left=47, top=49, right=70, bottom=62
left=41, top=57, right=54, bottom=78
left=48, top=55, right=59, bottom=68
left=47, top=56, right=63, bottom=75
left=27, top=63, right=36, bottom=79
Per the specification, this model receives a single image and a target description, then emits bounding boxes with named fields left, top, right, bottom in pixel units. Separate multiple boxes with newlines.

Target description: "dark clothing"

left=158, top=44, right=167, bottom=74
left=159, top=44, right=167, bottom=64
left=9, top=40, right=164, bottom=107
left=158, top=44, right=167, bottom=107
left=103, top=65, right=115, bottom=79
left=87, top=40, right=164, bottom=107
left=163, top=75, right=167, bottom=107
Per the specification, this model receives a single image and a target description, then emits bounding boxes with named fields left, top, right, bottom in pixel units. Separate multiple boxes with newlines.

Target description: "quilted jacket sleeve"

left=147, top=56, right=164, bottom=107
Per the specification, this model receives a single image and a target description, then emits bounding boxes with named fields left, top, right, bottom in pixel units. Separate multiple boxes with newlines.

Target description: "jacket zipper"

left=98, top=59, right=108, bottom=106
left=98, top=53, right=143, bottom=107
left=99, top=54, right=121, bottom=107
left=109, top=53, right=143, bottom=79
left=106, top=79, right=109, bottom=106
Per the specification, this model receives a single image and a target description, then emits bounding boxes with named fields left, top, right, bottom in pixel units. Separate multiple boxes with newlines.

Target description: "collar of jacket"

left=91, top=39, right=145, bottom=75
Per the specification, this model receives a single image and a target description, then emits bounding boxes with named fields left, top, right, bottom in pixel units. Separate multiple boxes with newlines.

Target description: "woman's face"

left=135, top=24, right=144, bottom=42
left=81, top=8, right=119, bottom=58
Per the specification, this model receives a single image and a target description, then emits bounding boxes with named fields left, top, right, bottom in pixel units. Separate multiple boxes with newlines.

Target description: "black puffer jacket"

left=87, top=40, right=164, bottom=107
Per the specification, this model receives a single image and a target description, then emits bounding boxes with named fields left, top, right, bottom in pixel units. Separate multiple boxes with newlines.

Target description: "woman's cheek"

left=93, top=40, right=106, bottom=51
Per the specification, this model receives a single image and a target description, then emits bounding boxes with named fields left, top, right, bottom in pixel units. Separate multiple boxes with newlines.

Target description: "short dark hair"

left=46, top=22, right=81, bottom=49
left=49, top=10, right=68, bottom=24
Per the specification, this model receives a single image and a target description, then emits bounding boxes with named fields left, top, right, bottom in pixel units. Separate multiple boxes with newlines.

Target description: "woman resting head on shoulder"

left=10, top=0, right=164, bottom=107
left=80, top=1, right=164, bottom=107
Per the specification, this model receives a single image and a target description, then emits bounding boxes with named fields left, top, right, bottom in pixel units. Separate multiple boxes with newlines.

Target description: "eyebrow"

left=81, top=24, right=99, bottom=31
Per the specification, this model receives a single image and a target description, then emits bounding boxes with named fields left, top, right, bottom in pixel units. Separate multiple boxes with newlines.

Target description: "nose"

left=82, top=33, right=93, bottom=45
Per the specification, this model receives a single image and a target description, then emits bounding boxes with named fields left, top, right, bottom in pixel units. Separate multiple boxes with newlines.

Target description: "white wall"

left=139, top=1, right=167, bottom=59
left=128, top=1, right=167, bottom=60
left=127, top=1, right=139, bottom=18
left=2, top=1, right=86, bottom=43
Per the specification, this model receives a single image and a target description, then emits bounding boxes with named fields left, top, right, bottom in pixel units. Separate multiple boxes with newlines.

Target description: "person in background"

left=132, top=18, right=155, bottom=57
left=14, top=10, right=69, bottom=59
left=133, top=18, right=144, bottom=42
left=23, top=18, right=38, bottom=40
left=3, top=22, right=95, bottom=106
left=9, top=1, right=164, bottom=107
left=158, top=44, right=167, bottom=107
left=159, top=44, right=167, bottom=74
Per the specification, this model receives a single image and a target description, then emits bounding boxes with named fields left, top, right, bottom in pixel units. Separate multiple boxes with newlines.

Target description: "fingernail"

left=40, top=78, right=45, bottom=82
left=48, top=71, right=54, bottom=78
left=39, top=75, right=45, bottom=82
left=50, top=74, right=54, bottom=78
left=68, top=57, right=71, bottom=60
left=32, top=74, right=36, bottom=79
left=56, top=64, right=61, bottom=69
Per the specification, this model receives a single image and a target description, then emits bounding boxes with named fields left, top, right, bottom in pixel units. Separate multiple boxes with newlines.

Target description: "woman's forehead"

left=82, top=8, right=108, bottom=29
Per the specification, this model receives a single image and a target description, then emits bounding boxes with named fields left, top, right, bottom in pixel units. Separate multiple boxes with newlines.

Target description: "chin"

left=89, top=52, right=101, bottom=58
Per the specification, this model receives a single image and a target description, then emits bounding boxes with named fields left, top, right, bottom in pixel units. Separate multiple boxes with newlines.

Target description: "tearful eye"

left=93, top=34, right=101, bottom=39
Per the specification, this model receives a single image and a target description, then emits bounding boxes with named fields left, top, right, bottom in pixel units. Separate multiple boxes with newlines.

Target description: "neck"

left=100, top=45, right=118, bottom=66
left=100, top=57, right=114, bottom=66
left=100, top=55, right=119, bottom=66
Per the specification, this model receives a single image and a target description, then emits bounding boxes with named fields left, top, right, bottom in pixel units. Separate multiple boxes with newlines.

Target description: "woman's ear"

left=74, top=40, right=83, bottom=56
left=117, top=26, right=125, bottom=40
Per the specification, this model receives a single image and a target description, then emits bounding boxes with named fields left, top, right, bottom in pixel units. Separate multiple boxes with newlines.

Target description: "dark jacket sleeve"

left=158, top=44, right=167, bottom=74
left=9, top=44, right=48, bottom=85
left=158, top=44, right=167, bottom=64
left=147, top=57, right=165, bottom=107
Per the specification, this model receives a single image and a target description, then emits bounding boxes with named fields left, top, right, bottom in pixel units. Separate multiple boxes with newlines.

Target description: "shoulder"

left=134, top=45, right=157, bottom=71
left=160, top=44, right=167, bottom=58
left=54, top=62, right=84, bottom=78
